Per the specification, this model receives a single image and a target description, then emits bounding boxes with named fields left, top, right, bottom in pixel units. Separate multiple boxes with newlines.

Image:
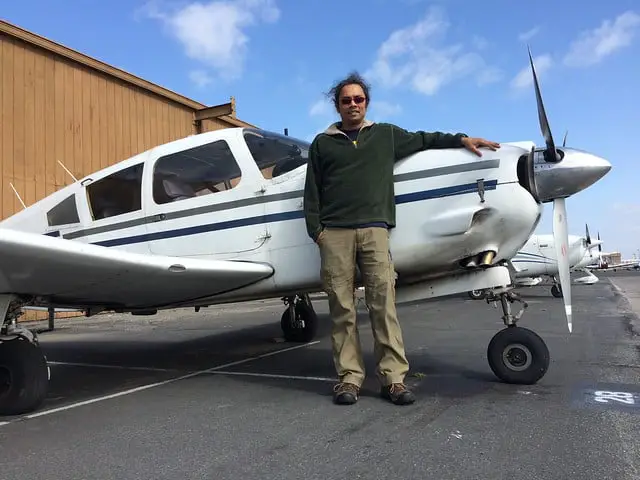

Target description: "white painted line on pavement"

left=47, top=361, right=178, bottom=373
left=0, top=341, right=320, bottom=426
left=207, top=371, right=335, bottom=382
left=609, top=279, right=621, bottom=293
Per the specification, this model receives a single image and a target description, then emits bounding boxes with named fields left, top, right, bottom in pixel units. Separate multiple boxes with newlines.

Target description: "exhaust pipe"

left=460, top=250, right=496, bottom=269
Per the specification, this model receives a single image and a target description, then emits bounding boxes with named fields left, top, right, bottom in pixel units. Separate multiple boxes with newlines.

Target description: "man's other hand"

left=461, top=137, right=500, bottom=156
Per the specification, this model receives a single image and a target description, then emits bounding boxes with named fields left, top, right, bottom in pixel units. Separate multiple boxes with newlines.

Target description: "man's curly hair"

left=326, top=71, right=371, bottom=112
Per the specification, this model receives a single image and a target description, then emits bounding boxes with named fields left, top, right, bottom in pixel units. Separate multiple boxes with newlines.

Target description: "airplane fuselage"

left=512, top=234, right=589, bottom=278
left=0, top=127, right=545, bottom=310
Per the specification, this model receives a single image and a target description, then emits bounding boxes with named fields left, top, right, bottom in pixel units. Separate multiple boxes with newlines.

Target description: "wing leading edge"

left=0, top=228, right=274, bottom=310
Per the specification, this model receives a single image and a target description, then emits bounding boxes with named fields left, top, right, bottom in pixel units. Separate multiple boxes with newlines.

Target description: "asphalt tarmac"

left=0, top=271, right=638, bottom=480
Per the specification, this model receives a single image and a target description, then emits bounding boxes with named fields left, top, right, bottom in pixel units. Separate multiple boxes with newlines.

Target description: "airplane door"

left=241, top=129, right=319, bottom=289
left=144, top=134, right=268, bottom=259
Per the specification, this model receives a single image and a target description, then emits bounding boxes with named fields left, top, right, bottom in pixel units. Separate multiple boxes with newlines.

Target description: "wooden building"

left=0, top=19, right=256, bottom=321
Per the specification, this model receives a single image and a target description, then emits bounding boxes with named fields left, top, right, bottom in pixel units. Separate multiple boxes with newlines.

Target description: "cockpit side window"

left=152, top=139, right=242, bottom=205
left=243, top=129, right=310, bottom=179
left=47, top=194, right=80, bottom=226
left=86, top=163, right=144, bottom=220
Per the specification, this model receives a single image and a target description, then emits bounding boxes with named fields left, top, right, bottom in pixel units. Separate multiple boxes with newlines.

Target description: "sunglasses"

left=340, top=96, right=366, bottom=105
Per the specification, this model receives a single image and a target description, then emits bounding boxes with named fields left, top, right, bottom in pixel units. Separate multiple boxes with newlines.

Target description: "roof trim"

left=214, top=115, right=255, bottom=128
left=0, top=19, right=254, bottom=127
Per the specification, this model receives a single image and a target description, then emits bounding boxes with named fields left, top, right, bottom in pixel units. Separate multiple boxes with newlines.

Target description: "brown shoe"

left=380, top=383, right=415, bottom=405
left=333, top=382, right=360, bottom=405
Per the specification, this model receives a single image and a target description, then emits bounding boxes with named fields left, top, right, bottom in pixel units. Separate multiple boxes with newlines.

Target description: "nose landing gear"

left=484, top=289, right=550, bottom=385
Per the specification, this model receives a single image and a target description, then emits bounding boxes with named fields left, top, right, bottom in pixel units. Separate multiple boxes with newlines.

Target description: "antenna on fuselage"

left=58, top=160, right=78, bottom=183
left=284, top=128, right=289, bottom=136
left=9, top=182, right=26, bottom=210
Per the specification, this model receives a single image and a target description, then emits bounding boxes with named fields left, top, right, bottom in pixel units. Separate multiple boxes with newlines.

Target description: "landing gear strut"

left=280, top=293, right=318, bottom=343
left=0, top=295, right=50, bottom=416
left=484, top=289, right=550, bottom=384
left=548, top=275, right=563, bottom=298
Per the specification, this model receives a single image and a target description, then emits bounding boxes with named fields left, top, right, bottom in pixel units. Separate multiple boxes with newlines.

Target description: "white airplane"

left=0, top=50, right=612, bottom=416
left=585, top=235, right=639, bottom=270
left=468, top=225, right=604, bottom=299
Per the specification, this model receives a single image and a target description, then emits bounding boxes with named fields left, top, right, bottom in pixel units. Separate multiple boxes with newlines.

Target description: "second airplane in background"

left=469, top=225, right=603, bottom=299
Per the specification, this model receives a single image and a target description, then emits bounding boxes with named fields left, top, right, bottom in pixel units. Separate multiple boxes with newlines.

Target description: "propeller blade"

left=597, top=232, right=602, bottom=252
left=562, top=130, right=568, bottom=147
left=585, top=223, right=591, bottom=245
left=553, top=198, right=572, bottom=333
left=528, top=46, right=561, bottom=162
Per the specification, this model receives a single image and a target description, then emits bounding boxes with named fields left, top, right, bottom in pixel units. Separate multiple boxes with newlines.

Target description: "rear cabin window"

left=86, top=163, right=143, bottom=220
left=47, top=194, right=80, bottom=226
left=153, top=139, right=242, bottom=205
left=243, top=129, right=309, bottom=179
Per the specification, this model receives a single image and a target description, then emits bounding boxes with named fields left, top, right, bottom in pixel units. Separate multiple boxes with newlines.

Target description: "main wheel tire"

left=280, top=300, right=318, bottom=343
left=468, top=290, right=486, bottom=300
left=0, top=336, right=49, bottom=415
left=487, top=326, right=550, bottom=385
left=551, top=285, right=563, bottom=298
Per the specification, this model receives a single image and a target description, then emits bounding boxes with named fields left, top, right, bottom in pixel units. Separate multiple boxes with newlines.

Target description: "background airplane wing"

left=0, top=228, right=274, bottom=310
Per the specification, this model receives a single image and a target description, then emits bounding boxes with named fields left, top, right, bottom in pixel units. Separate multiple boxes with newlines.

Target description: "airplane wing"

left=599, top=261, right=638, bottom=269
left=0, top=228, right=274, bottom=310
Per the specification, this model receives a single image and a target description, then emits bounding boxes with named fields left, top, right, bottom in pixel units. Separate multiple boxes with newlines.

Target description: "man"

left=303, top=72, right=499, bottom=406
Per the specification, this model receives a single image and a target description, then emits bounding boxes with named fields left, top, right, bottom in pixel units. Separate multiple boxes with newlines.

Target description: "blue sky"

left=4, top=0, right=640, bottom=257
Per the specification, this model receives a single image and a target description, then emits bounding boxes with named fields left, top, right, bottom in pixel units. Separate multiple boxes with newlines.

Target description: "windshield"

left=243, top=128, right=310, bottom=179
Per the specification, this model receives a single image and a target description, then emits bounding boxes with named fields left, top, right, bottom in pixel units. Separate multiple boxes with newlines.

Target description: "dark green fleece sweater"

left=303, top=120, right=467, bottom=241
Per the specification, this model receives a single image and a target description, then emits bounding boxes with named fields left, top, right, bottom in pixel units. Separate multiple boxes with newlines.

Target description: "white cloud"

left=563, top=11, right=640, bottom=67
left=370, top=101, right=402, bottom=119
left=143, top=0, right=279, bottom=80
left=471, top=35, right=489, bottom=50
left=365, top=6, right=502, bottom=95
left=510, top=54, right=552, bottom=90
left=518, top=26, right=540, bottom=42
left=189, top=69, right=214, bottom=87
left=478, top=67, right=503, bottom=85
left=309, top=99, right=332, bottom=117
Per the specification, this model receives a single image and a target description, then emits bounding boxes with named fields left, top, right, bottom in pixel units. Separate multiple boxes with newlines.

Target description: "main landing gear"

left=484, top=289, right=550, bottom=385
left=550, top=280, right=563, bottom=298
left=0, top=295, right=50, bottom=416
left=468, top=289, right=486, bottom=300
left=280, top=293, right=318, bottom=343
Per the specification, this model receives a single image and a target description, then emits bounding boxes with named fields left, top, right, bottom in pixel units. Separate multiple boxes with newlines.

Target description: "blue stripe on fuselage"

left=93, top=180, right=499, bottom=248
left=95, top=210, right=303, bottom=247
left=512, top=259, right=553, bottom=264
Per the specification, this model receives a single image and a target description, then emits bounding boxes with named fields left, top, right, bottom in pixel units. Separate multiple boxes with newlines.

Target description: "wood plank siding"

left=0, top=20, right=256, bottom=322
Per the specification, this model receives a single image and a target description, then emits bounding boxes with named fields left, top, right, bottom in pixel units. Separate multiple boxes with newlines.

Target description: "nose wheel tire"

left=487, top=326, right=550, bottom=385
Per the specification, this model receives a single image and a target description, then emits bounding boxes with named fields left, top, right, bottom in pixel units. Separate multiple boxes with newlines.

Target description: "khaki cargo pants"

left=318, top=226, right=409, bottom=387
